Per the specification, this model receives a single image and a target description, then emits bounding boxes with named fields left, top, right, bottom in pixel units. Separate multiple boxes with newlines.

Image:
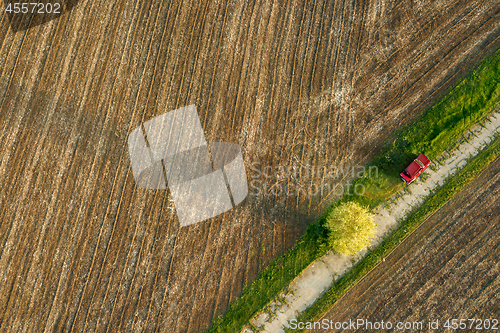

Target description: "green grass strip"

left=206, top=47, right=500, bottom=333
left=292, top=133, right=500, bottom=331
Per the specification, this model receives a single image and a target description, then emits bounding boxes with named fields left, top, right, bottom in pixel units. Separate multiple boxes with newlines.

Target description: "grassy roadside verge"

left=292, top=132, right=500, bottom=331
left=206, top=47, right=500, bottom=333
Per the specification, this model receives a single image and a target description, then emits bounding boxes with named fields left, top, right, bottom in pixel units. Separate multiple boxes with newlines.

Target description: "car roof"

left=406, top=161, right=421, bottom=176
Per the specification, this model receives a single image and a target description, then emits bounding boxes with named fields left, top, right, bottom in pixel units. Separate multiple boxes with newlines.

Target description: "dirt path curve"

left=243, top=111, right=500, bottom=333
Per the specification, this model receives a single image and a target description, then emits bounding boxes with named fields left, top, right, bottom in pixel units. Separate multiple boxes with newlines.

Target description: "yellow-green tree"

left=325, top=202, right=375, bottom=255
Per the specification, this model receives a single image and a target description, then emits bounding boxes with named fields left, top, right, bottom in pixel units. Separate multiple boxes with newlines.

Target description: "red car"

left=400, top=154, right=431, bottom=184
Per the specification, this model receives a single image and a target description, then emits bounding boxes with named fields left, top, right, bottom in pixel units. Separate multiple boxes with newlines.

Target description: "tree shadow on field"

left=4, top=0, right=80, bottom=32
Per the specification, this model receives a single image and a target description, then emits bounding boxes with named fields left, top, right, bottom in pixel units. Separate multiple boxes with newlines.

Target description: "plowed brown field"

left=1, top=0, right=500, bottom=332
left=313, top=156, right=500, bottom=333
